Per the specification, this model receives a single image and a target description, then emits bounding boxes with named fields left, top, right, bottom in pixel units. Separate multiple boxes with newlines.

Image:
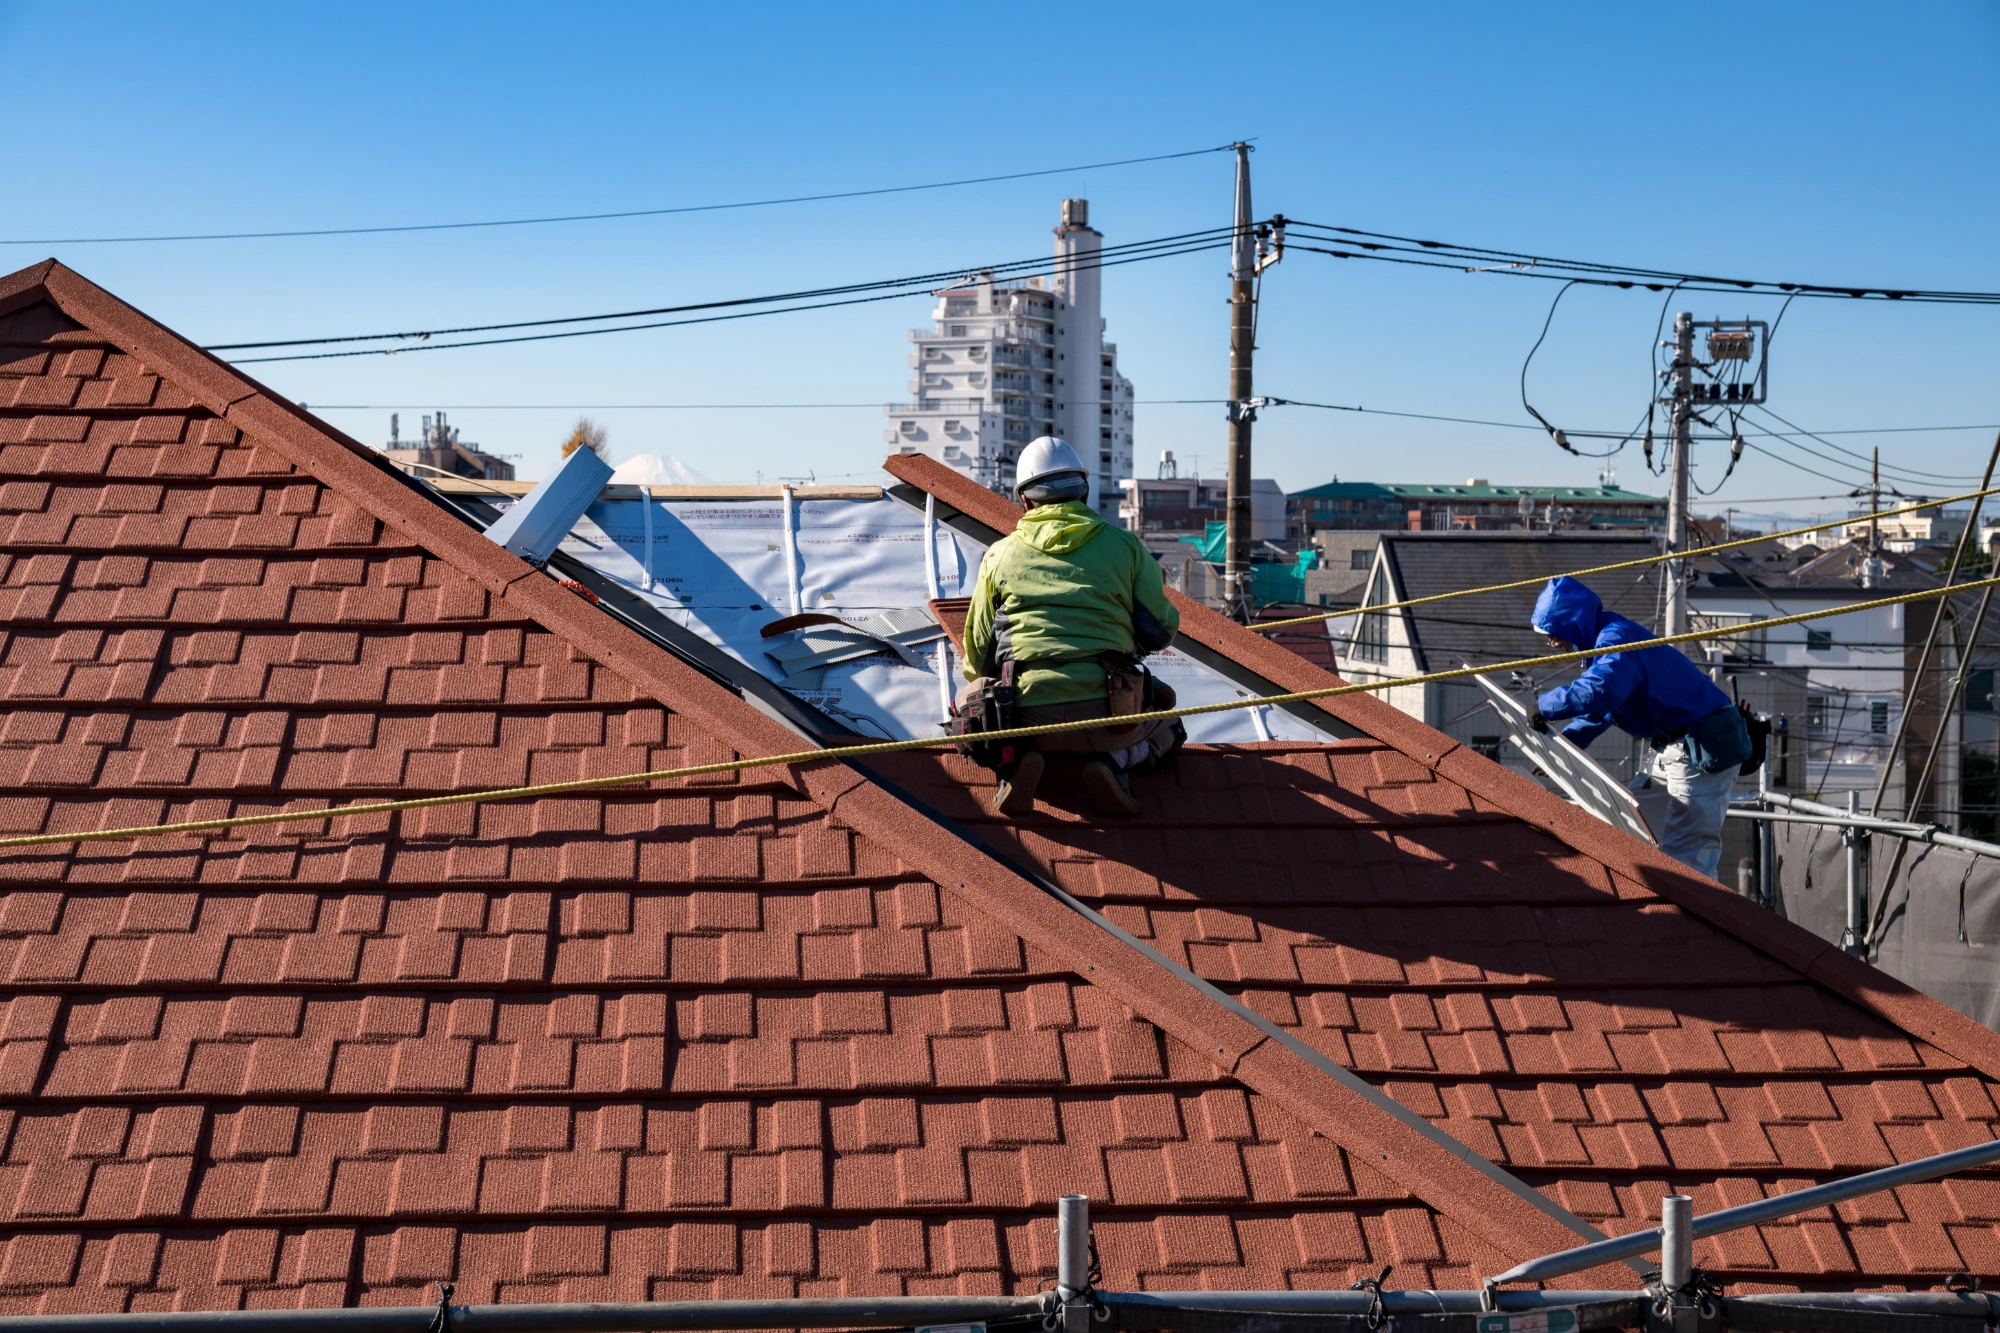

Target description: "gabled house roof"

left=1349, top=533, right=1660, bottom=675
left=0, top=260, right=1994, bottom=1314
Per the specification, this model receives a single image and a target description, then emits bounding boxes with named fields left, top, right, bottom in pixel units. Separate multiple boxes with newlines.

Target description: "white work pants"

left=1629, top=741, right=1737, bottom=880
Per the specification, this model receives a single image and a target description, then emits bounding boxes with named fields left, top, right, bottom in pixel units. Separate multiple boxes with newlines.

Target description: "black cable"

left=227, top=239, right=1231, bottom=364
left=1520, top=280, right=1583, bottom=454
left=1749, top=403, right=1976, bottom=482
left=1740, top=421, right=1972, bottom=488
left=6, top=144, right=1239, bottom=246
left=211, top=225, right=1237, bottom=350
left=1286, top=221, right=2000, bottom=305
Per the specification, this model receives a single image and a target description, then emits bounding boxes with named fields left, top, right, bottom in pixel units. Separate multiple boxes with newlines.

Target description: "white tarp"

left=523, top=490, right=1342, bottom=745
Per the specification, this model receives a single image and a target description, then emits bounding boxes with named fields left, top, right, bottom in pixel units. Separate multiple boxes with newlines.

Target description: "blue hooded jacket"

left=1531, top=576, right=1732, bottom=748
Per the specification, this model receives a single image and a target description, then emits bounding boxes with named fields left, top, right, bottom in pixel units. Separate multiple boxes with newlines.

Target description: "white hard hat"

left=1014, top=436, right=1087, bottom=495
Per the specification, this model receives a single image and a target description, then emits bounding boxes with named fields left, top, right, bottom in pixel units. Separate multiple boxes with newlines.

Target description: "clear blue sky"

left=6, top=2, right=1998, bottom=523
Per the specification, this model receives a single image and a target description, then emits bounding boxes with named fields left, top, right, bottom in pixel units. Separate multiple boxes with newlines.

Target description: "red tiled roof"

left=0, top=260, right=1992, bottom=1314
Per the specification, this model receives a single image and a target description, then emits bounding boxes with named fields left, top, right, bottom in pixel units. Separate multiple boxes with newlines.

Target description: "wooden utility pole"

left=1224, top=142, right=1256, bottom=616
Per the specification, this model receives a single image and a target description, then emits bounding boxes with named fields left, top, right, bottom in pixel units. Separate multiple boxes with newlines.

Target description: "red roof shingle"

left=0, top=261, right=1994, bottom=1312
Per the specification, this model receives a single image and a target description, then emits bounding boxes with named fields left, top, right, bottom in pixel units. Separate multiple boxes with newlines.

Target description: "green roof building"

left=1287, top=477, right=1665, bottom=535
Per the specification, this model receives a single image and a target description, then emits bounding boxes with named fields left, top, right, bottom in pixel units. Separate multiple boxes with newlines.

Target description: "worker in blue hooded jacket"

left=1529, top=576, right=1751, bottom=879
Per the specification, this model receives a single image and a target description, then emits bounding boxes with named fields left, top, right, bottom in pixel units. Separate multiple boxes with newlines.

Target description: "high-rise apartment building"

left=884, top=199, right=1135, bottom=522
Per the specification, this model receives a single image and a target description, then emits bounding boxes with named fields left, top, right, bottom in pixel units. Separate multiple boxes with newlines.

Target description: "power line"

left=224, top=236, right=1233, bottom=364
left=1285, top=220, right=2000, bottom=306
left=3, top=144, right=1238, bottom=246
left=210, top=226, right=1235, bottom=351
left=307, top=399, right=1228, bottom=410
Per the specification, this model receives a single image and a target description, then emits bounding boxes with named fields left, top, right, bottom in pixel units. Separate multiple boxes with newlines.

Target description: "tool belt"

left=951, top=661, right=1020, bottom=769
left=1100, top=651, right=1170, bottom=717
left=1652, top=703, right=1754, bottom=776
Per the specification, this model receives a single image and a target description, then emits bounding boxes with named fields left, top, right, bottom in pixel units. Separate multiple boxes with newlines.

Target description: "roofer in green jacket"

left=960, top=437, right=1183, bottom=818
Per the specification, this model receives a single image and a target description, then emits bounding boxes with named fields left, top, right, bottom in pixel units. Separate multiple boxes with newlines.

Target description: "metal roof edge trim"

left=1378, top=539, right=1428, bottom=675
left=0, top=261, right=61, bottom=323
left=831, top=762, right=1627, bottom=1275
left=880, top=453, right=2000, bottom=1095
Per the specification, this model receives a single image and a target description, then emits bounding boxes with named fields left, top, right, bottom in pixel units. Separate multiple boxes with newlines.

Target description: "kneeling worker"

left=1529, top=576, right=1751, bottom=879
left=961, top=437, right=1182, bottom=817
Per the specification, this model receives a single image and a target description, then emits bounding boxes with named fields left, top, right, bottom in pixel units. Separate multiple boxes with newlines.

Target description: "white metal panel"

left=1473, top=672, right=1656, bottom=844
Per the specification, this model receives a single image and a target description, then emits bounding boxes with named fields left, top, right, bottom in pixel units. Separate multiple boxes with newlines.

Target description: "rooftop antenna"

left=1158, top=450, right=1178, bottom=480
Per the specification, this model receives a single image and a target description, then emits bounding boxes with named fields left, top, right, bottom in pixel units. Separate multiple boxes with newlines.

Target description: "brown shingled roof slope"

left=0, top=260, right=1991, bottom=1316
left=880, top=453, right=2000, bottom=1291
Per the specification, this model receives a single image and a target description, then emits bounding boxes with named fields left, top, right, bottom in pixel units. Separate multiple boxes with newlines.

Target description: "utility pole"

left=1223, top=142, right=1257, bottom=616
left=1663, top=312, right=1694, bottom=638
left=1869, top=447, right=1882, bottom=554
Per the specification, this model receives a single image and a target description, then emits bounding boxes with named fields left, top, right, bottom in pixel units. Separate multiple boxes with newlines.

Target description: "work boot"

left=992, top=751, right=1045, bottom=817
left=1082, top=759, right=1141, bottom=817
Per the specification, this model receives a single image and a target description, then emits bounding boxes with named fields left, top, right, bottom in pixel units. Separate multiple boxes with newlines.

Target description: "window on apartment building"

left=968, top=347, right=986, bottom=361
left=1805, top=629, right=1834, bottom=651
left=923, top=347, right=943, bottom=360
left=1806, top=695, right=1830, bottom=738
left=1870, top=699, right=1891, bottom=734
left=1350, top=549, right=1372, bottom=571
left=949, top=324, right=967, bottom=336
left=943, top=421, right=960, bottom=434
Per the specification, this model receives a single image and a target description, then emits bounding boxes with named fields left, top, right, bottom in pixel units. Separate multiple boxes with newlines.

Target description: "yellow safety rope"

left=3, top=576, right=1994, bottom=853
left=1252, top=483, right=2000, bottom=633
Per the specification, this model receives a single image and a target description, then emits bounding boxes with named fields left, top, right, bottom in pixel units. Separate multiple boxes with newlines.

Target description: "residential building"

left=883, top=199, right=1134, bottom=522
left=4, top=261, right=1996, bottom=1307
left=1288, top=477, right=1665, bottom=537
left=1687, top=538, right=1953, bottom=813
left=1117, top=474, right=1285, bottom=539
left=1838, top=501, right=1968, bottom=552
left=380, top=410, right=514, bottom=482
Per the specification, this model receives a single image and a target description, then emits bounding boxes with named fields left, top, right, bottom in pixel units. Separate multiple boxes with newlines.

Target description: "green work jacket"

left=961, top=501, right=1180, bottom=706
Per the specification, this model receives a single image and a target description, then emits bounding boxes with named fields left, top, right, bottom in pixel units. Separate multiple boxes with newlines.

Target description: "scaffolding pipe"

left=0, top=1296, right=1052, bottom=1333
left=1487, top=1135, right=2000, bottom=1288
left=1057, top=1193, right=1091, bottom=1298
left=1762, top=790, right=2000, bottom=859
left=1843, top=791, right=1866, bottom=955
left=8, top=1291, right=2000, bottom=1333
left=1658, top=1195, right=1693, bottom=1290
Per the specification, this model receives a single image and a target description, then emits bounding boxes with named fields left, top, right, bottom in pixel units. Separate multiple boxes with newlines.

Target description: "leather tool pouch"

left=1106, top=669, right=1145, bottom=718
left=1100, top=650, right=1151, bottom=719
left=952, top=661, right=1019, bottom=769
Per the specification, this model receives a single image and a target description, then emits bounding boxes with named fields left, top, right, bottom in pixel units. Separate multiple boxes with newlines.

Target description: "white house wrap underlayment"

left=495, top=484, right=1340, bottom=745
